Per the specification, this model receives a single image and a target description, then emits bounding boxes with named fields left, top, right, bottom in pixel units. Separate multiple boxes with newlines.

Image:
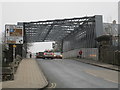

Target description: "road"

left=37, top=59, right=118, bottom=88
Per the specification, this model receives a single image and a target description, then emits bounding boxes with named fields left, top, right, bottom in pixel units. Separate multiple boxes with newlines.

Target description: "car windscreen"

left=44, top=51, right=52, bottom=52
left=54, top=52, right=61, bottom=55
left=38, top=52, right=44, bottom=55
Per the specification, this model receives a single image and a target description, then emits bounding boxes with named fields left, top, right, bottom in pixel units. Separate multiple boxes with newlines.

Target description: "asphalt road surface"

left=37, top=59, right=118, bottom=88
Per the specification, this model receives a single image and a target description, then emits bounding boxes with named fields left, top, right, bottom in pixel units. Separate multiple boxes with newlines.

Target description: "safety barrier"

left=2, top=55, right=22, bottom=81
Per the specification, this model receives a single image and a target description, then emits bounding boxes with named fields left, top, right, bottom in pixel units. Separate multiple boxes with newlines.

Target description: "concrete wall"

left=95, top=15, right=104, bottom=37
left=63, top=48, right=98, bottom=60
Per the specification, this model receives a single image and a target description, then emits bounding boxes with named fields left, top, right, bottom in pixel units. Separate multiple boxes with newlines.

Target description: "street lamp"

left=13, top=44, right=16, bottom=74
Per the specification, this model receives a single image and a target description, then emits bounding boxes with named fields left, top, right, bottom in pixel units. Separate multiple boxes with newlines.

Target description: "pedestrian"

left=79, top=50, right=82, bottom=58
left=30, top=53, right=32, bottom=58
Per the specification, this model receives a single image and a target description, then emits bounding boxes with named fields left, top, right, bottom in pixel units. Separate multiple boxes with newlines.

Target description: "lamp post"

left=13, top=44, right=16, bottom=74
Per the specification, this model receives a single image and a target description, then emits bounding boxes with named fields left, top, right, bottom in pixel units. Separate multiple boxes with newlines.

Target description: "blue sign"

left=10, top=29, right=14, bottom=32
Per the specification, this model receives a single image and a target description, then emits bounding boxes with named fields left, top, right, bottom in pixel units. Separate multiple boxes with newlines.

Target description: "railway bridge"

left=22, top=15, right=103, bottom=60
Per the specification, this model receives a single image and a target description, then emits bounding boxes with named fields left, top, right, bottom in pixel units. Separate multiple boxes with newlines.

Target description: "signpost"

left=13, top=45, right=16, bottom=74
left=3, top=24, right=24, bottom=80
left=5, top=24, right=23, bottom=75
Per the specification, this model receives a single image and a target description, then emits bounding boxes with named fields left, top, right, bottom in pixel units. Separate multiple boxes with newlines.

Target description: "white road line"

left=104, top=78, right=118, bottom=84
left=85, top=71, right=118, bottom=84
left=85, top=71, right=98, bottom=77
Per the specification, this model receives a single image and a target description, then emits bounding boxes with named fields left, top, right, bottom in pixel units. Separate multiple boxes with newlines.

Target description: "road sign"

left=5, top=25, right=23, bottom=44
left=10, top=28, right=22, bottom=36
left=10, top=29, right=14, bottom=32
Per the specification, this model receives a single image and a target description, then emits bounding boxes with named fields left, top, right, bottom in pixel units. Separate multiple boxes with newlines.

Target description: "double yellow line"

left=47, top=83, right=56, bottom=88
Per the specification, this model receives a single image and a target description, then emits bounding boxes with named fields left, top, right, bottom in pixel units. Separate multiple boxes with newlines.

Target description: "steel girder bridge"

left=23, top=16, right=96, bottom=43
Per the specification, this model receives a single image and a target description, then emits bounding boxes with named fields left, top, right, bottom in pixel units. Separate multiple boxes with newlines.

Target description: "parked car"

left=43, top=50, right=54, bottom=59
left=54, top=52, right=62, bottom=59
left=36, top=52, right=44, bottom=58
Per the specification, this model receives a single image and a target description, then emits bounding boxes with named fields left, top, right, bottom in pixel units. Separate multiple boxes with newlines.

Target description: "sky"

left=0, top=3, right=1, bottom=27
left=0, top=1, right=119, bottom=53
left=1, top=2, right=118, bottom=25
left=28, top=42, right=54, bottom=53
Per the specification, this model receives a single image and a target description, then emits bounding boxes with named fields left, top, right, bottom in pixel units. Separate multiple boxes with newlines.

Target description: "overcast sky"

left=0, top=1, right=119, bottom=53
left=28, top=42, right=54, bottom=53
left=2, top=2, right=118, bottom=25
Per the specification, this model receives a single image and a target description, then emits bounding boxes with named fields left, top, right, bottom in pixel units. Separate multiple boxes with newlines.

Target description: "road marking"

left=53, top=83, right=56, bottom=88
left=47, top=83, right=56, bottom=88
left=85, top=70, right=118, bottom=84
left=104, top=78, right=118, bottom=84
left=85, top=71, right=98, bottom=77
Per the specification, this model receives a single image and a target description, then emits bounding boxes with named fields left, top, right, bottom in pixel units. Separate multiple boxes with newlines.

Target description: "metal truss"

left=23, top=16, right=95, bottom=43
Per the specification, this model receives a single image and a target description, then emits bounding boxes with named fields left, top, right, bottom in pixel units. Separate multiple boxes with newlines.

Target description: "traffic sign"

left=5, top=25, right=23, bottom=44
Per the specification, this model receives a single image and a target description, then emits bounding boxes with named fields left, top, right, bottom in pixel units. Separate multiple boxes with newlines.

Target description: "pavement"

left=2, top=58, right=48, bottom=89
left=73, top=58, right=119, bottom=72
left=37, top=59, right=118, bottom=88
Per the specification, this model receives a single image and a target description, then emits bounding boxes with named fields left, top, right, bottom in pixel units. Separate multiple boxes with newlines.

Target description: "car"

left=36, top=52, right=44, bottom=58
left=54, top=52, right=62, bottom=59
left=43, top=50, right=54, bottom=59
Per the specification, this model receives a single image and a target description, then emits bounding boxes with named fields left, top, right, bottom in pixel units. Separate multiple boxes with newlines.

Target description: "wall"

left=95, top=15, right=103, bottom=37
left=63, top=48, right=98, bottom=60
left=62, top=15, right=102, bottom=60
